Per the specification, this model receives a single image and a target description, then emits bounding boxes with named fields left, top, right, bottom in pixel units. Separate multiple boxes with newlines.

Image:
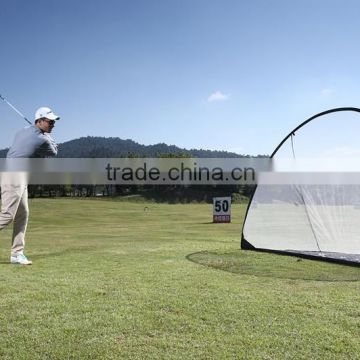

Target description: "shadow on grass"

left=0, top=247, right=97, bottom=264
left=29, top=246, right=97, bottom=259
left=187, top=250, right=360, bottom=282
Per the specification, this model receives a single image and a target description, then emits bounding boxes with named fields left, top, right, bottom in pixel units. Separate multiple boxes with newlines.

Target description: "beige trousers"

left=0, top=184, right=29, bottom=255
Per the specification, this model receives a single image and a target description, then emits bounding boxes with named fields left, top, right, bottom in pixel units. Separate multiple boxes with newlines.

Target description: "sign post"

left=213, top=197, right=231, bottom=223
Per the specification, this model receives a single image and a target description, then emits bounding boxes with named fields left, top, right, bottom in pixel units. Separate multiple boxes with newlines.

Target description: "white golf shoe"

left=10, top=253, right=32, bottom=265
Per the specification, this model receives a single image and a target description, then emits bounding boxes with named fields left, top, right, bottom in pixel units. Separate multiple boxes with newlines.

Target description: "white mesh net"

left=242, top=110, right=360, bottom=263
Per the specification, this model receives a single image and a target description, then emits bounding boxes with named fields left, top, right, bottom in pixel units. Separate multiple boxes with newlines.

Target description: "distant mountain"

left=0, top=148, right=8, bottom=158
left=0, top=136, right=262, bottom=158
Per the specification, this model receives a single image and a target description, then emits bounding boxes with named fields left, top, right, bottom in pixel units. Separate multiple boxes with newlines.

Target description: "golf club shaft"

left=0, top=94, right=32, bottom=125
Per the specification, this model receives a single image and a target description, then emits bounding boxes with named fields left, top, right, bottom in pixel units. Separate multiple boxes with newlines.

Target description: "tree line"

left=1, top=136, right=266, bottom=202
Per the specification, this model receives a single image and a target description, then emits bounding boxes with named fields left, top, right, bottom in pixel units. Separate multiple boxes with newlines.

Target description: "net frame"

left=241, top=107, right=360, bottom=266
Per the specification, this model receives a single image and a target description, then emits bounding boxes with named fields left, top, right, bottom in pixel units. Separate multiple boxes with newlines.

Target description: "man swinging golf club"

left=0, top=106, right=60, bottom=265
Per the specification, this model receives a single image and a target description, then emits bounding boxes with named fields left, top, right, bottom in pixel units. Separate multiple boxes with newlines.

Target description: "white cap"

left=35, top=107, right=60, bottom=121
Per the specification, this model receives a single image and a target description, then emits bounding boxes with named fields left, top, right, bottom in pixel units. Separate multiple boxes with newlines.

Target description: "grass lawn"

left=0, top=198, right=359, bottom=359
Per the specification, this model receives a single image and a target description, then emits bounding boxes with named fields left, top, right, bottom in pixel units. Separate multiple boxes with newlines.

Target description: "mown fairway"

left=0, top=198, right=359, bottom=359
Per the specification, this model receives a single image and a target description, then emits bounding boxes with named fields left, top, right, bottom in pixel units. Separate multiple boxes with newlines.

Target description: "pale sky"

left=1, top=0, right=360, bottom=155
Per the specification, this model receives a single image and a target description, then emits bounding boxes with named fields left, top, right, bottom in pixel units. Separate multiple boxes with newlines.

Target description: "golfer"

left=0, top=106, right=60, bottom=265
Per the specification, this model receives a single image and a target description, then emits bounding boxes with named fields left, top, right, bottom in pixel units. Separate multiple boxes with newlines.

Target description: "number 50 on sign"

left=213, top=197, right=231, bottom=223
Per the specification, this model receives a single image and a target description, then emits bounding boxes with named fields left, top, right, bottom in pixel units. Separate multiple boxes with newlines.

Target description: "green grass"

left=188, top=250, right=360, bottom=282
left=0, top=199, right=359, bottom=359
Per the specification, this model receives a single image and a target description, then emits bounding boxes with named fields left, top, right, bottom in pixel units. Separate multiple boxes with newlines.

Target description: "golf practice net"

left=241, top=108, right=360, bottom=265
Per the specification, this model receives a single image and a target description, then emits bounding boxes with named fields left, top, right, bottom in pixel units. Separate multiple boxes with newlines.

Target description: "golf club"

left=0, top=93, right=32, bottom=125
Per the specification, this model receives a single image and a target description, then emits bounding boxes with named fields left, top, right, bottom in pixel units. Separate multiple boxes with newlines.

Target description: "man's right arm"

left=37, top=133, right=58, bottom=157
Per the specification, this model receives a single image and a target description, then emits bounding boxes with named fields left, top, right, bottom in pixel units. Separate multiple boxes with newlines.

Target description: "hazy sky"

left=1, top=0, right=360, bottom=155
